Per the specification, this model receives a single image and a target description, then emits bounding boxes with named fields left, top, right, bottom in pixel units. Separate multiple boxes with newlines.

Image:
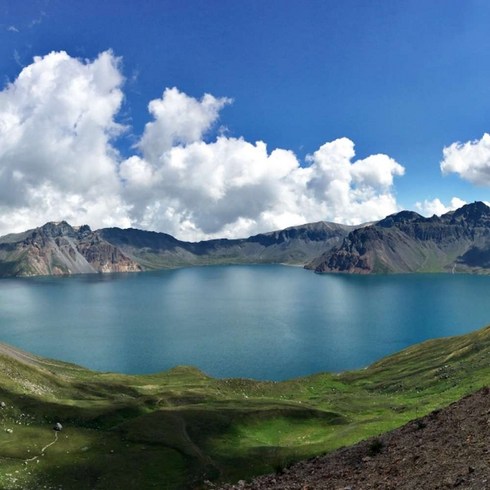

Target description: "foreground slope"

left=222, top=387, right=490, bottom=489
left=307, top=201, right=490, bottom=273
left=1, top=325, right=490, bottom=488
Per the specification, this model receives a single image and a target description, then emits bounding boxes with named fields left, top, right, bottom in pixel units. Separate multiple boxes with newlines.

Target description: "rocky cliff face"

left=0, top=222, right=141, bottom=277
left=306, top=201, right=490, bottom=274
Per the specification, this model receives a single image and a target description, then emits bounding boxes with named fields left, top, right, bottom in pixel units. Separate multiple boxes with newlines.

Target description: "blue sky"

left=0, top=0, right=489, bottom=239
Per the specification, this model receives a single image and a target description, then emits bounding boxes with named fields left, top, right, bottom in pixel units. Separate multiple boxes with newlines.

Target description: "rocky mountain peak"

left=74, top=224, right=92, bottom=239
left=376, top=210, right=426, bottom=228
left=36, top=222, right=94, bottom=240
left=39, top=221, right=77, bottom=238
left=445, top=201, right=490, bottom=226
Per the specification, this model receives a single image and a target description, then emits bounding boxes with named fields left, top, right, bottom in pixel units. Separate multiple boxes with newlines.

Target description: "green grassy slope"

left=1, top=326, right=490, bottom=489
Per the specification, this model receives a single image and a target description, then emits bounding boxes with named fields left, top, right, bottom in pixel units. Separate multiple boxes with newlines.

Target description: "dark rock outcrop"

left=306, top=202, right=490, bottom=274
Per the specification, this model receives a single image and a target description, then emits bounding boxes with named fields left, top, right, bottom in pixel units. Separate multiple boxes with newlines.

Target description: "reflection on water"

left=0, top=266, right=489, bottom=380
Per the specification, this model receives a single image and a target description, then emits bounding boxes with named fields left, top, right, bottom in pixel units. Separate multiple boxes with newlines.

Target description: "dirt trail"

left=25, top=431, right=59, bottom=463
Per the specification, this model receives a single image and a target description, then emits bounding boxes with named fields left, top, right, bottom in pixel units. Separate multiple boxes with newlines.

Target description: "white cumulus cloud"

left=0, top=51, right=407, bottom=240
left=0, top=50, right=131, bottom=234
left=121, top=89, right=405, bottom=240
left=440, top=133, right=490, bottom=185
left=415, top=197, right=467, bottom=216
left=138, top=87, right=232, bottom=163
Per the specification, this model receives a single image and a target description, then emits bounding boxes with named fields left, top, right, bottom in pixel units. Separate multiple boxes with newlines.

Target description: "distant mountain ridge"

left=98, top=220, right=356, bottom=270
left=0, top=219, right=355, bottom=277
left=1, top=201, right=490, bottom=277
left=306, top=201, right=490, bottom=274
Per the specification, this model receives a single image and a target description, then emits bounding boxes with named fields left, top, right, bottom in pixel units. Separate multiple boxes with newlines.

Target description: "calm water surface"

left=0, top=265, right=489, bottom=380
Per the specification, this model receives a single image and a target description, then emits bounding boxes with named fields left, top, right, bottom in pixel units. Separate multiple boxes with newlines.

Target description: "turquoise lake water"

left=0, top=265, right=490, bottom=380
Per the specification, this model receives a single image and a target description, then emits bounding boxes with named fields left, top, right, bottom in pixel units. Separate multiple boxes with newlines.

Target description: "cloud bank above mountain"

left=441, top=133, right=490, bottom=186
left=415, top=197, right=467, bottom=216
left=120, top=93, right=405, bottom=239
left=0, top=50, right=434, bottom=239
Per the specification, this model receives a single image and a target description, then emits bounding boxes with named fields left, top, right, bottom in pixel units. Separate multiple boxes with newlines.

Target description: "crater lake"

left=1, top=264, right=490, bottom=380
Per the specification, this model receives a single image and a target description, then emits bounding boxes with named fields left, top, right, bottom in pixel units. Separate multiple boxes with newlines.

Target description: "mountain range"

left=1, top=201, right=490, bottom=277
left=0, top=219, right=354, bottom=277
left=306, top=201, right=490, bottom=274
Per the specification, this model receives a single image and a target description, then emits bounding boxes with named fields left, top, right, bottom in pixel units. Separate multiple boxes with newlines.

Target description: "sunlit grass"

left=0, top=325, right=489, bottom=488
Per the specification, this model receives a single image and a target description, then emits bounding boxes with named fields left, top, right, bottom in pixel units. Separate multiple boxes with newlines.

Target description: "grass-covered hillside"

left=1, top=325, right=490, bottom=489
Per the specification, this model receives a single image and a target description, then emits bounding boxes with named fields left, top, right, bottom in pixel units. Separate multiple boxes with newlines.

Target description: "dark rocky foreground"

left=219, top=387, right=490, bottom=489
